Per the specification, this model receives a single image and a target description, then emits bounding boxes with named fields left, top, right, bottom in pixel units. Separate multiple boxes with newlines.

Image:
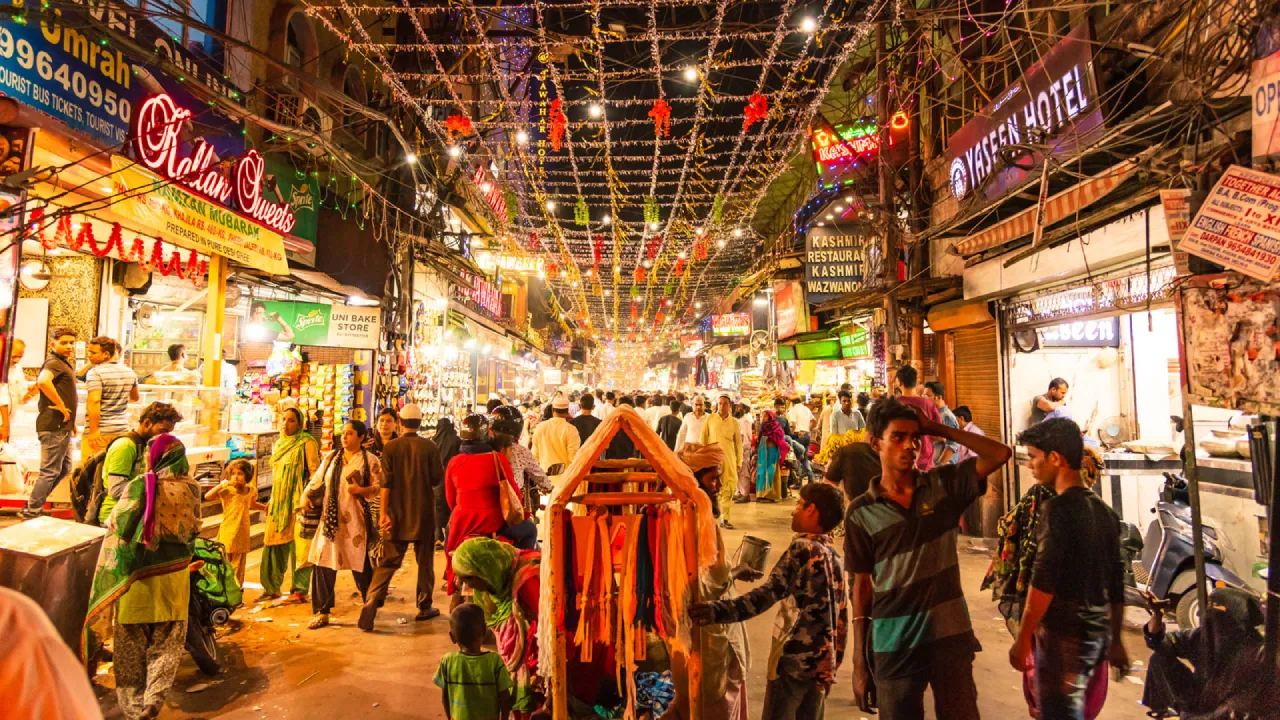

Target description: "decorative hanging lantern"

left=445, top=114, right=474, bottom=140
left=712, top=194, right=725, bottom=224
left=592, top=234, right=604, bottom=268
left=646, top=235, right=661, bottom=261
left=743, top=92, right=768, bottom=132
left=643, top=197, right=660, bottom=225
left=574, top=197, right=589, bottom=227
left=672, top=257, right=685, bottom=276
left=526, top=231, right=540, bottom=251
left=648, top=98, right=671, bottom=138
left=549, top=98, right=567, bottom=151
left=635, top=266, right=646, bottom=283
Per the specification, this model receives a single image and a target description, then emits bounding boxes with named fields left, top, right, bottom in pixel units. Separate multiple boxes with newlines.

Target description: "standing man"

left=923, top=382, right=960, bottom=466
left=97, top=403, right=184, bottom=525
left=774, top=398, right=815, bottom=485
left=599, top=391, right=617, bottom=422
left=570, top=392, right=603, bottom=444
left=1031, top=378, right=1070, bottom=425
left=829, top=390, right=866, bottom=438
left=1009, top=418, right=1127, bottom=719
left=815, top=392, right=836, bottom=451
left=700, top=395, right=742, bottom=530
left=362, top=404, right=445, bottom=629
left=675, top=395, right=708, bottom=453
left=21, top=328, right=78, bottom=518
left=787, top=396, right=815, bottom=450
left=84, top=337, right=140, bottom=456
left=531, top=395, right=580, bottom=474
left=0, top=338, right=35, bottom=443
left=953, top=407, right=984, bottom=464
left=892, top=365, right=942, bottom=472
left=656, top=398, right=684, bottom=450
left=846, top=398, right=1012, bottom=719
left=606, top=396, right=638, bottom=460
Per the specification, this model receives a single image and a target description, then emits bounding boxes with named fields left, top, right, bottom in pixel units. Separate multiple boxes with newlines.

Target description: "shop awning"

left=778, top=329, right=842, bottom=361
left=944, top=157, right=1141, bottom=258
left=290, top=269, right=379, bottom=304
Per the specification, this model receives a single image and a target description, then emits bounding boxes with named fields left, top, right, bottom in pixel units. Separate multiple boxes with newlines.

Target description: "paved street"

left=90, top=499, right=1156, bottom=719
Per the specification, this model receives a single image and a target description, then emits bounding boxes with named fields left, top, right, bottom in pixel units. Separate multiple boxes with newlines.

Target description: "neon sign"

left=132, top=93, right=297, bottom=234
left=809, top=112, right=909, bottom=189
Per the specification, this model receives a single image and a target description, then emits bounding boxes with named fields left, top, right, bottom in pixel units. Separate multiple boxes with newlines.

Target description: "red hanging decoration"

left=148, top=238, right=166, bottom=269
left=128, top=237, right=148, bottom=267
left=549, top=99, right=567, bottom=152
left=656, top=311, right=665, bottom=324
left=673, top=257, right=685, bottom=276
left=630, top=305, right=638, bottom=321
left=743, top=92, right=768, bottom=132
left=103, top=224, right=125, bottom=258
left=635, top=266, right=646, bottom=283
left=592, top=234, right=604, bottom=268
left=648, top=99, right=671, bottom=138
left=547, top=262, right=559, bottom=276
left=444, top=114, right=474, bottom=140
left=646, top=235, right=661, bottom=261
left=695, top=238, right=708, bottom=261
left=526, top=231, right=540, bottom=252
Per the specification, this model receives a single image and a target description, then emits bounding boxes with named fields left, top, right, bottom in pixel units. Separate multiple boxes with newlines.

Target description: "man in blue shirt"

left=924, top=382, right=960, bottom=466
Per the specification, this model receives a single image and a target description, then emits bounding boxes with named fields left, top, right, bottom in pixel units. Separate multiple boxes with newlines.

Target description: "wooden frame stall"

left=538, top=406, right=717, bottom=720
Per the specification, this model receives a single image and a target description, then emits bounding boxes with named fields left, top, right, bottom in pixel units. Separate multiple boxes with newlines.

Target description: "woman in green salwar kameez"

left=259, top=407, right=320, bottom=602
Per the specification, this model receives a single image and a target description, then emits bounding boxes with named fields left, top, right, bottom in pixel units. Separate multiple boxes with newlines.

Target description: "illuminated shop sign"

left=453, top=269, right=504, bottom=320
left=132, top=93, right=296, bottom=234
left=472, top=164, right=508, bottom=218
left=809, top=112, right=909, bottom=190
left=711, top=312, right=750, bottom=337
left=805, top=225, right=874, bottom=303
left=1035, top=317, right=1120, bottom=347
left=946, top=23, right=1103, bottom=202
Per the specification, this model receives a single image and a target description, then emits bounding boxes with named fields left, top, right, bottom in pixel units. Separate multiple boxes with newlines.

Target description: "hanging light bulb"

left=683, top=66, right=698, bottom=82
left=733, top=228, right=743, bottom=238
left=649, top=221, right=660, bottom=231
left=405, top=153, right=417, bottom=163
left=588, top=103, right=602, bottom=118
left=603, top=214, right=611, bottom=225
left=516, top=130, right=529, bottom=145
left=447, top=145, right=462, bottom=158
left=546, top=200, right=557, bottom=211
left=800, top=16, right=817, bottom=33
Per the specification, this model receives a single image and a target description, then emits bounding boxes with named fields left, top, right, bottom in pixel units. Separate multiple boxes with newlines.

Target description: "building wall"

left=18, top=255, right=104, bottom=349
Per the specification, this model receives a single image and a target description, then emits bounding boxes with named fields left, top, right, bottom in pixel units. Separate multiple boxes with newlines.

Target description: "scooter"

left=1120, top=472, right=1251, bottom=629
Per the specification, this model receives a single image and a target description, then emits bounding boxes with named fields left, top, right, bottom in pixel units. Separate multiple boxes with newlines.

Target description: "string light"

left=588, top=103, right=603, bottom=118
left=447, top=145, right=461, bottom=158
left=683, top=66, right=698, bottom=81
left=516, top=130, right=529, bottom=144
left=800, top=17, right=817, bottom=33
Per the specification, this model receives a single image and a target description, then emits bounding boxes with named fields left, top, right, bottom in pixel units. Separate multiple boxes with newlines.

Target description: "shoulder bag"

left=493, top=451, right=524, bottom=526
left=298, top=451, right=329, bottom=540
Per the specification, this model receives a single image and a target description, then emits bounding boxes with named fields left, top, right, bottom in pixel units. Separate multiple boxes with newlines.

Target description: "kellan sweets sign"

left=946, top=23, right=1104, bottom=203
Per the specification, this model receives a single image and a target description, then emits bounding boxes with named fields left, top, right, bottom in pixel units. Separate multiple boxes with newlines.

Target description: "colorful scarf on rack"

left=82, top=434, right=198, bottom=662
left=268, top=430, right=314, bottom=534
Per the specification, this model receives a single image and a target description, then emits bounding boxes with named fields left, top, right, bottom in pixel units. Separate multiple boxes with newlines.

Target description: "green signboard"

left=265, top=155, right=320, bottom=249
left=247, top=301, right=381, bottom=349
left=839, top=327, right=871, bottom=359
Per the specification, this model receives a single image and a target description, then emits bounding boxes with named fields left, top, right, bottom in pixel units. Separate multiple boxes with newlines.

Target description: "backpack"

left=72, top=435, right=143, bottom=526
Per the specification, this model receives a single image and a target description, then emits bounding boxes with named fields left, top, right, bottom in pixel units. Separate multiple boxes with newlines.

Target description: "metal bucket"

left=735, top=535, right=772, bottom=573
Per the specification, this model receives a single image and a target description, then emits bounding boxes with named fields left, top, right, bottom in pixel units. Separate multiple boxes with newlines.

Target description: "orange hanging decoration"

left=549, top=99, right=567, bottom=152
left=635, top=266, right=646, bottom=283
left=128, top=237, right=148, bottom=267
left=743, top=92, right=768, bottom=132
left=445, top=114, right=474, bottom=141
left=673, top=257, right=685, bottom=276
left=592, top=234, right=604, bottom=271
left=648, top=99, right=671, bottom=138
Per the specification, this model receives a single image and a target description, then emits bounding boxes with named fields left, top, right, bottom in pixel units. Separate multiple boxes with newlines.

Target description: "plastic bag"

left=0, top=443, right=26, bottom=495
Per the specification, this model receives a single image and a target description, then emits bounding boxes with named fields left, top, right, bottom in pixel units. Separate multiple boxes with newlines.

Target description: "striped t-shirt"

left=844, top=458, right=986, bottom=679
left=85, top=362, right=138, bottom=434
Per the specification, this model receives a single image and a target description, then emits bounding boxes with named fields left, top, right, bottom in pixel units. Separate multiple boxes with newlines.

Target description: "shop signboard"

left=945, top=23, right=1103, bottom=203
left=679, top=333, right=704, bottom=358
left=250, top=301, right=380, bottom=349
left=711, top=312, right=750, bottom=337
left=0, top=1, right=243, bottom=154
left=1252, top=45, right=1280, bottom=165
left=1177, top=165, right=1280, bottom=282
left=775, top=281, right=805, bottom=339
left=474, top=250, right=542, bottom=275
left=1160, top=188, right=1194, bottom=275
left=805, top=225, right=872, bottom=304
left=838, top=326, right=871, bottom=359
left=531, top=49, right=558, bottom=178
left=1035, top=317, right=1119, bottom=347
left=452, top=269, right=504, bottom=320
left=809, top=112, right=910, bottom=190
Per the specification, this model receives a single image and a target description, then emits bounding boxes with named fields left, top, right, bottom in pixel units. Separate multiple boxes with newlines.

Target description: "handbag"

left=298, top=453, right=326, bottom=540
left=494, top=451, right=524, bottom=527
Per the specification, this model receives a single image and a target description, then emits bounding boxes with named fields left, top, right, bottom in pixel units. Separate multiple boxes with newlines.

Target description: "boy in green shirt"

left=434, top=603, right=513, bottom=720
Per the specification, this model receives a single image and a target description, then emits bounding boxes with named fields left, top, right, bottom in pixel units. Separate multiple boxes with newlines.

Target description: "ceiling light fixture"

left=800, top=17, right=817, bottom=33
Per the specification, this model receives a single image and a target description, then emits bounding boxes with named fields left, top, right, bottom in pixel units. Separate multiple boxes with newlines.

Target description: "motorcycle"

left=185, top=538, right=243, bottom=675
left=1120, top=472, right=1251, bottom=629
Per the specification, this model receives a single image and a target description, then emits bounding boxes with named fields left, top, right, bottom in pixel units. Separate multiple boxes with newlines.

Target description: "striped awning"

left=947, top=158, right=1140, bottom=257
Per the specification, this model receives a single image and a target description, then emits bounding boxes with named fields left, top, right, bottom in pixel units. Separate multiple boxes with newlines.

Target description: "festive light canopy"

left=305, top=0, right=889, bottom=339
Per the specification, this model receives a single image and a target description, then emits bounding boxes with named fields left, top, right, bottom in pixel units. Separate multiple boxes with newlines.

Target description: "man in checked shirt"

left=689, top=482, right=848, bottom=720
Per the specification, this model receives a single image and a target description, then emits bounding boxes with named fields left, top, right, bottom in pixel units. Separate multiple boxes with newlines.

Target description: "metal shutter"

left=953, top=323, right=1003, bottom=536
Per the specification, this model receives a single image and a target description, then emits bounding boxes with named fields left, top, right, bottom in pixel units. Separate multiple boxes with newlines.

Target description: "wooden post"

left=686, top=500, right=702, bottom=720
left=199, top=254, right=227, bottom=445
left=550, top=504, right=569, bottom=720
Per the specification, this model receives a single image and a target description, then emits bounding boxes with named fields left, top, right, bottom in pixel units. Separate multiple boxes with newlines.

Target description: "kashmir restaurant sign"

left=946, top=23, right=1104, bottom=203
left=805, top=225, right=872, bottom=304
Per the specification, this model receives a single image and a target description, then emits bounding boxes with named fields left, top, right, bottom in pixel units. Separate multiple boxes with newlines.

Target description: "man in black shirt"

left=22, top=328, right=79, bottom=518
left=656, top=398, right=683, bottom=450
left=570, top=392, right=603, bottom=444
left=1010, top=418, right=1128, bottom=720
left=823, top=441, right=880, bottom=500
left=605, top=396, right=638, bottom=459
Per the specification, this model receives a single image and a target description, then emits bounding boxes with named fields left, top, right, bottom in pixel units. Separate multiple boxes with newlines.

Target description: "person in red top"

left=444, top=414, right=536, bottom=601
left=893, top=365, right=943, bottom=472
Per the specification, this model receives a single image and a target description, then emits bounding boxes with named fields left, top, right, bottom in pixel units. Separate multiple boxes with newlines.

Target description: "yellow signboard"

left=110, top=157, right=290, bottom=275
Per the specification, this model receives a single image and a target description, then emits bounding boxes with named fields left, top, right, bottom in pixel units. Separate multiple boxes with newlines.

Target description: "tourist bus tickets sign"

left=711, top=313, right=750, bottom=337
left=805, top=226, right=871, bottom=304
left=1178, top=165, right=1280, bottom=282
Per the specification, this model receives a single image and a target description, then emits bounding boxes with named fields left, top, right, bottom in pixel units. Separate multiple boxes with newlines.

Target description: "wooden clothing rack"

left=540, top=407, right=718, bottom=720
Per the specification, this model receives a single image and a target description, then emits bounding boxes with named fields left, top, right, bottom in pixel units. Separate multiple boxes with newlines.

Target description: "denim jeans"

left=1034, top=628, right=1108, bottom=720
left=27, top=429, right=73, bottom=511
left=496, top=519, right=538, bottom=550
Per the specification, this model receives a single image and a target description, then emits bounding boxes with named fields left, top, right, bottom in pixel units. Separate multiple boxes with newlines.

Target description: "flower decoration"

left=549, top=98, right=567, bottom=151
left=648, top=99, right=671, bottom=138
left=743, top=92, right=768, bottom=132
left=445, top=114, right=473, bottom=140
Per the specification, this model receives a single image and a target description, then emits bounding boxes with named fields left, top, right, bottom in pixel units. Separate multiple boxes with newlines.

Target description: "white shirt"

left=598, top=401, right=615, bottom=422
left=0, top=367, right=29, bottom=431
left=531, top=416, right=581, bottom=472
left=787, top=403, right=815, bottom=435
left=645, top=405, right=671, bottom=430
left=675, top=412, right=708, bottom=453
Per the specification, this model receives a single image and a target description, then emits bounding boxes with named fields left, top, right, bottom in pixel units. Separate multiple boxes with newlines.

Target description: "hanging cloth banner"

left=108, top=156, right=290, bottom=274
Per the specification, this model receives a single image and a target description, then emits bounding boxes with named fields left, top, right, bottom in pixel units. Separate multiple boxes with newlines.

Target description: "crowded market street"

left=2, top=0, right=1280, bottom=719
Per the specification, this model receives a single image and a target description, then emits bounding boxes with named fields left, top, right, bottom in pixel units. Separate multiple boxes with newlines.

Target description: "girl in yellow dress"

left=205, top=459, right=266, bottom=585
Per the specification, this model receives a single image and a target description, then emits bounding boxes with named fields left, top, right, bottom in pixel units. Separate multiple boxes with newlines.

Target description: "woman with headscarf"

left=301, top=420, right=382, bottom=629
left=261, top=407, right=320, bottom=603
left=366, top=406, right=399, bottom=455
left=433, top=417, right=462, bottom=549
left=1142, top=587, right=1274, bottom=719
left=452, top=537, right=543, bottom=717
left=752, top=410, right=789, bottom=503
left=491, top=405, right=551, bottom=515
left=84, top=434, right=200, bottom=719
left=674, top=443, right=756, bottom=719
left=444, top=415, right=533, bottom=604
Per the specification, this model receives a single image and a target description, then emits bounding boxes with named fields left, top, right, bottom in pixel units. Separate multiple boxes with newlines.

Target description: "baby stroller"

left=186, top=538, right=243, bottom=675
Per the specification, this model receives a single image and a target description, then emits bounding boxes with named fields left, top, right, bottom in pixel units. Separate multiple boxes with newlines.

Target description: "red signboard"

left=473, top=165, right=508, bottom=219
left=775, top=281, right=804, bottom=340
left=453, top=269, right=504, bottom=319
left=133, top=93, right=297, bottom=234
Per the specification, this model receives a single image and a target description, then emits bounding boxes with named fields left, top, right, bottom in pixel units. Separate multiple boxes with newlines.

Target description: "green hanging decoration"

left=574, top=197, right=589, bottom=227
left=630, top=285, right=642, bottom=297
left=504, top=190, right=518, bottom=223
left=643, top=197, right=660, bottom=225
left=663, top=282, right=674, bottom=295
left=712, top=194, right=724, bottom=224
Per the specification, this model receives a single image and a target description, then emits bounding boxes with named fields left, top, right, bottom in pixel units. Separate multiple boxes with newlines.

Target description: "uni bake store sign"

left=133, top=93, right=296, bottom=234
left=946, top=22, right=1104, bottom=203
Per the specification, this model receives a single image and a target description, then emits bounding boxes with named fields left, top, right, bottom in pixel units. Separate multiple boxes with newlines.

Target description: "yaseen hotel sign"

left=946, top=23, right=1104, bottom=203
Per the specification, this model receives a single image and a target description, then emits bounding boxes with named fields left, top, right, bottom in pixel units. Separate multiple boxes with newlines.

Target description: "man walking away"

left=599, top=391, right=617, bottom=422
left=532, top=396, right=580, bottom=474
left=923, top=382, right=960, bottom=466
left=891, top=365, right=942, bottom=472
left=84, top=337, right=140, bottom=456
left=1010, top=418, right=1127, bottom=720
left=606, top=396, right=639, bottom=460
left=953, top=407, right=983, bottom=464
left=846, top=398, right=1012, bottom=720
left=699, top=395, right=742, bottom=529
left=657, top=398, right=683, bottom=450
left=21, top=328, right=78, bottom=518
left=787, top=396, right=814, bottom=449
left=675, top=395, right=708, bottom=453
left=361, top=404, right=445, bottom=630
left=570, top=393, right=603, bottom=444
